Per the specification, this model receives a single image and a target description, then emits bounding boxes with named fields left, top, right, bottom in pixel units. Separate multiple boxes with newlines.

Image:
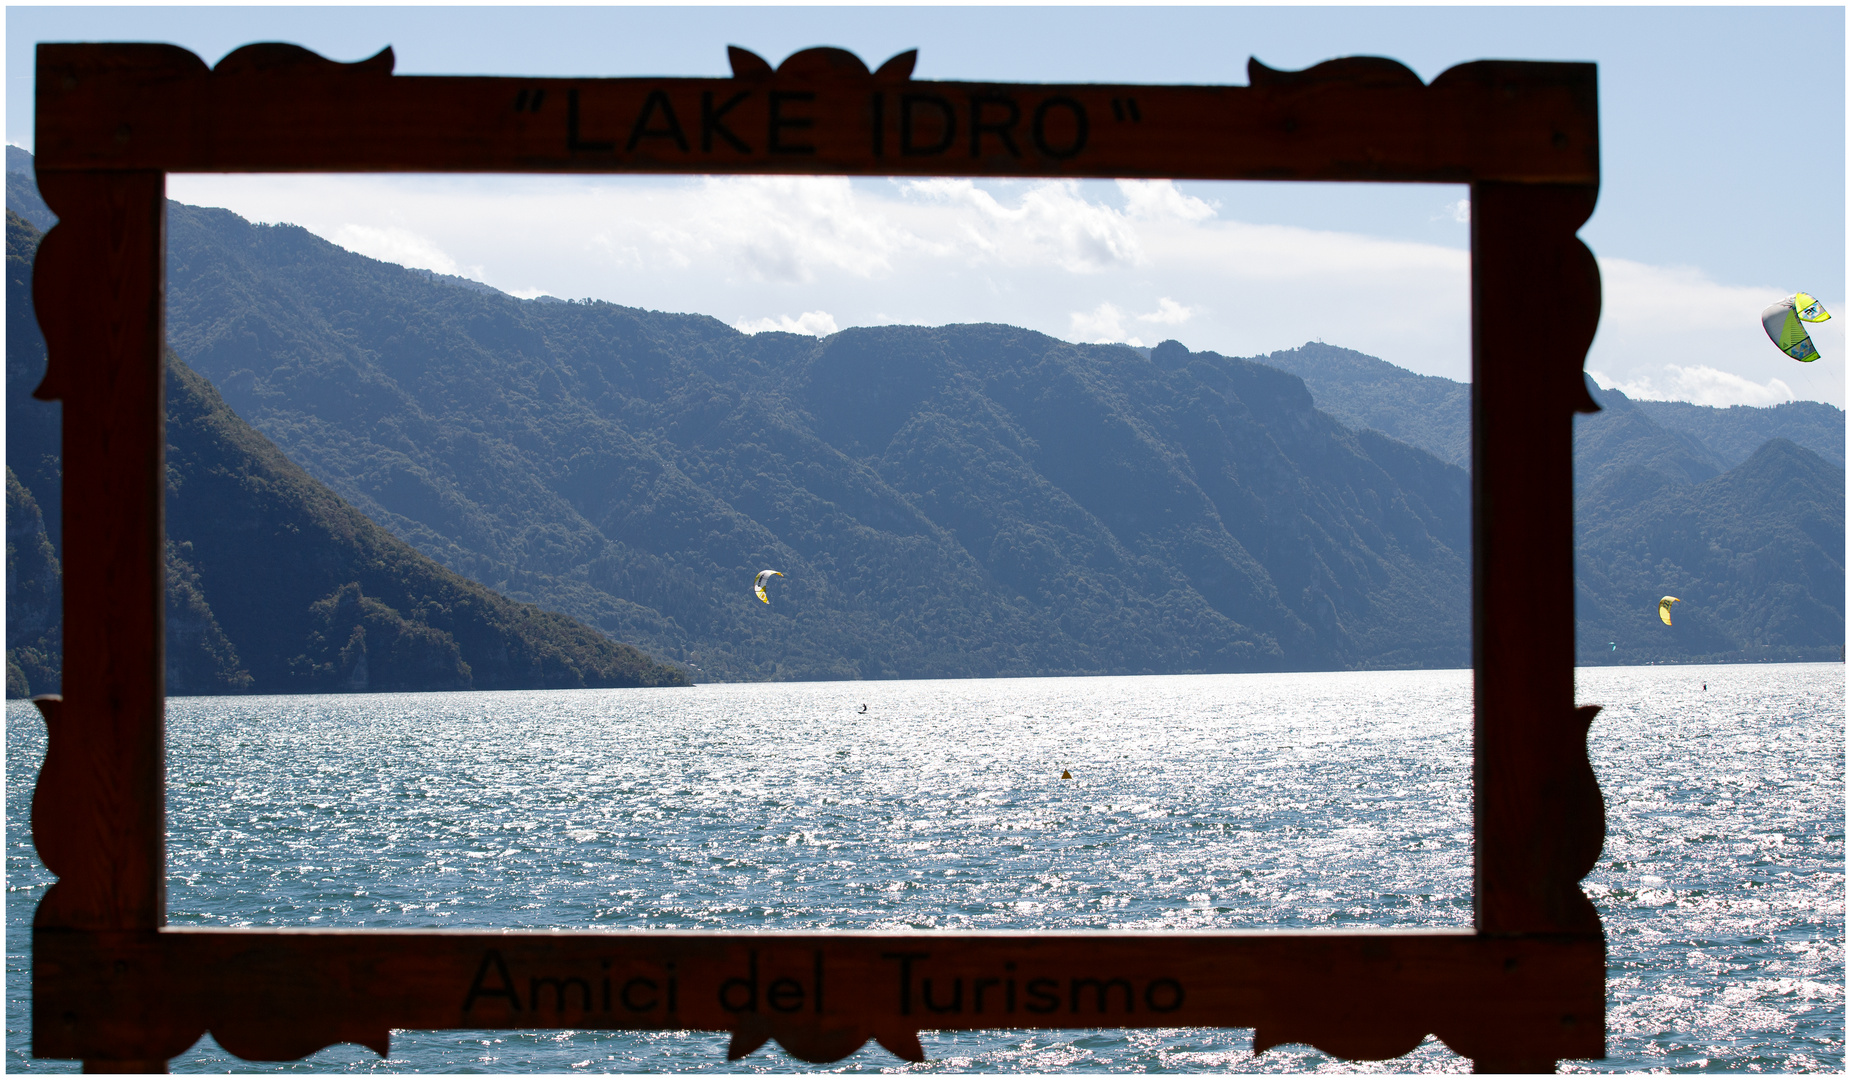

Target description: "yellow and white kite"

left=1658, top=596, right=1681, bottom=626
left=1761, top=293, right=1832, bottom=362
left=754, top=569, right=783, bottom=604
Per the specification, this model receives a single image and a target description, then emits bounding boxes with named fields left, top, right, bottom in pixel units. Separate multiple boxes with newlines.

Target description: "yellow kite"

left=1762, top=293, right=1832, bottom=362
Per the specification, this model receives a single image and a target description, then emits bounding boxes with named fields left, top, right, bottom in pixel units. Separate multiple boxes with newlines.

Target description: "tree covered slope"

left=156, top=200, right=1473, bottom=679
left=1572, top=384, right=1843, bottom=664
left=11, top=153, right=1836, bottom=679
left=5, top=210, right=689, bottom=696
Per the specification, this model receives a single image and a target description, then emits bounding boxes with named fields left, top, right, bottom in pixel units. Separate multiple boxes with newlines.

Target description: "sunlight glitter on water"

left=152, top=671, right=1477, bottom=936
left=5, top=664, right=1842, bottom=1072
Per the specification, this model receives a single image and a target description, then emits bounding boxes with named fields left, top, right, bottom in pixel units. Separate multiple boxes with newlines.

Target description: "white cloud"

left=1070, top=296, right=1194, bottom=346
left=900, top=178, right=1146, bottom=273
left=1588, top=256, right=1845, bottom=407
left=1117, top=179, right=1217, bottom=223
left=734, top=311, right=840, bottom=337
left=683, top=176, right=900, bottom=283
left=1071, top=302, right=1141, bottom=346
left=164, top=174, right=1475, bottom=382
left=330, top=224, right=480, bottom=279
left=1593, top=365, right=1796, bottom=408
left=1137, top=297, right=1195, bottom=326
left=1440, top=198, right=1470, bottom=224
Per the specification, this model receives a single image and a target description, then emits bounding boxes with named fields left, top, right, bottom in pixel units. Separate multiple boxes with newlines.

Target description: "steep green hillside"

left=1576, top=381, right=1729, bottom=508
left=5, top=210, right=689, bottom=695
left=7, top=210, right=59, bottom=553
left=4, top=149, right=53, bottom=232
left=6, top=467, right=61, bottom=697
left=1575, top=439, right=1844, bottom=664
left=159, top=201, right=1472, bottom=678
left=161, top=357, right=689, bottom=691
left=1248, top=339, right=1843, bottom=663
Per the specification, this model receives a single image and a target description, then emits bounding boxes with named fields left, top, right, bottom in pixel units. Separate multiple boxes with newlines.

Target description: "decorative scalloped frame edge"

left=28, top=42, right=1606, bottom=1072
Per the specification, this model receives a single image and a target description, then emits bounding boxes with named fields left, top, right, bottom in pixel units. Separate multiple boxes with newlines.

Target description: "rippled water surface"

left=7, top=665, right=1842, bottom=1071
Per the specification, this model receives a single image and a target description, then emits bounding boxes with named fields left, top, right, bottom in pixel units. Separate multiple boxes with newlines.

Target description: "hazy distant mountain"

left=1252, top=342, right=1472, bottom=469
left=6, top=210, right=689, bottom=695
left=1631, top=397, right=1845, bottom=469
left=1255, top=339, right=1843, bottom=662
left=1576, top=381, right=1732, bottom=508
left=1253, top=340, right=1845, bottom=477
left=159, top=354, right=689, bottom=692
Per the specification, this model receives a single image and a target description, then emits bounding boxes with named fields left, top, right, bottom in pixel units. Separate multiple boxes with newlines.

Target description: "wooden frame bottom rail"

left=36, top=928, right=1604, bottom=1066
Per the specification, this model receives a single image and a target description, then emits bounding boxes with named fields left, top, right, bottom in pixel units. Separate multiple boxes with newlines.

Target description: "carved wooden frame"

left=29, top=41, right=1607, bottom=1072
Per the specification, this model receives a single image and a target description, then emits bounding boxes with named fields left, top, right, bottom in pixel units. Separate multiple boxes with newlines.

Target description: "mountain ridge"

left=5, top=207, right=691, bottom=696
left=156, top=199, right=1474, bottom=680
left=6, top=154, right=1840, bottom=682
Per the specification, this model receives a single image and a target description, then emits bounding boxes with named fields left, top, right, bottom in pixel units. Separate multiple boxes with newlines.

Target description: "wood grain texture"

left=28, top=170, right=167, bottom=934
left=34, top=43, right=1597, bottom=183
left=27, top=40, right=1609, bottom=1071
left=36, top=929, right=1604, bottom=1066
left=1470, top=181, right=1607, bottom=938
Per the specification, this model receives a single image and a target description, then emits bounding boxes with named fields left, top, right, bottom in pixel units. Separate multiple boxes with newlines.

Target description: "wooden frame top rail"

left=36, top=42, right=1597, bottom=181
left=29, top=40, right=1608, bottom=1073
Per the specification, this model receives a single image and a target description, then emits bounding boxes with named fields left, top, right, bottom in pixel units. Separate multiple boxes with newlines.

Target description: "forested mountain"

left=1261, top=339, right=1843, bottom=663
left=7, top=150, right=1839, bottom=680
left=5, top=147, right=53, bottom=232
left=151, top=199, right=1472, bottom=680
left=6, top=210, right=689, bottom=696
left=6, top=208, right=62, bottom=696
left=1575, top=436, right=1843, bottom=664
left=1571, top=382, right=1842, bottom=663
left=6, top=466, right=60, bottom=697
left=1575, top=381, right=1733, bottom=506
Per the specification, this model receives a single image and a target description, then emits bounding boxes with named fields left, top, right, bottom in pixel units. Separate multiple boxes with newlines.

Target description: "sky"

left=7, top=5, right=1847, bottom=407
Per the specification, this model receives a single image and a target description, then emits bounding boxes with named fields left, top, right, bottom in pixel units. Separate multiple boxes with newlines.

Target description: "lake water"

left=6, top=665, right=1843, bottom=1072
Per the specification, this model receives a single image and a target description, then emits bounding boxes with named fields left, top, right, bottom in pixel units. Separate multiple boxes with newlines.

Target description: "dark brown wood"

left=35, top=929, right=1603, bottom=1065
left=1471, top=181, right=1606, bottom=938
left=1474, top=1058, right=1566, bottom=1074
left=34, top=44, right=1597, bottom=183
left=28, top=169, right=168, bottom=935
left=27, top=40, right=1608, bottom=1072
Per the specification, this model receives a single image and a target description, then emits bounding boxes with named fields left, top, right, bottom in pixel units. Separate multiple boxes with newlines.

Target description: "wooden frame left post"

left=29, top=169, right=176, bottom=1072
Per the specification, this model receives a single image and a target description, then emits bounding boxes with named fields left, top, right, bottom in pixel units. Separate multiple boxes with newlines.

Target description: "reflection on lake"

left=6, top=664, right=1841, bottom=1071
